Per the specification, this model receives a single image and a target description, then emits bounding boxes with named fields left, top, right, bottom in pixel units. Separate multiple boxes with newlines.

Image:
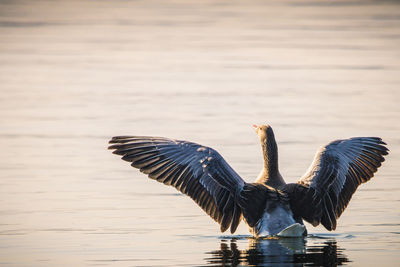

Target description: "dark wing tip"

left=111, top=135, right=135, bottom=140
left=108, top=144, right=120, bottom=150
left=107, top=139, right=127, bottom=154
left=108, top=136, right=136, bottom=144
left=376, top=142, right=389, bottom=156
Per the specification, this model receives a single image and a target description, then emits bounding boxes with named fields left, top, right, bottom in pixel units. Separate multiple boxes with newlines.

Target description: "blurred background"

left=0, top=0, right=399, bottom=266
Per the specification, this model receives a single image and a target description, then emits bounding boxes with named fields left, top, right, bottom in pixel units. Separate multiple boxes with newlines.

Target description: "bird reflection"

left=206, top=237, right=349, bottom=266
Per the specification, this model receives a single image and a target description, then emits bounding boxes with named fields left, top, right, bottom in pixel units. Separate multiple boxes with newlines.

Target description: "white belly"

left=249, top=205, right=306, bottom=237
left=277, top=223, right=307, bottom=237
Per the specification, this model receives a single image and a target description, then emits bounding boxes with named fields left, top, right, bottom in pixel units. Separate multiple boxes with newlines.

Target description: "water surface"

left=0, top=0, right=399, bottom=266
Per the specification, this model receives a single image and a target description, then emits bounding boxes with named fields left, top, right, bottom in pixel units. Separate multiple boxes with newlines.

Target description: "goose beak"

left=252, top=124, right=258, bottom=133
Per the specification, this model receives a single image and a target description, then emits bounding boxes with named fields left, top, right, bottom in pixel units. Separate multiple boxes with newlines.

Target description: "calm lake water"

left=1, top=0, right=399, bottom=266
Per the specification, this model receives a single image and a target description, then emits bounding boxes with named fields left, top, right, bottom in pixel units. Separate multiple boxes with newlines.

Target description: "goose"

left=108, top=124, right=388, bottom=237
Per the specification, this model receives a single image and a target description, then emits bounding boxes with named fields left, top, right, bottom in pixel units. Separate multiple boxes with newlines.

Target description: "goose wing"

left=285, top=137, right=388, bottom=230
left=108, top=136, right=246, bottom=233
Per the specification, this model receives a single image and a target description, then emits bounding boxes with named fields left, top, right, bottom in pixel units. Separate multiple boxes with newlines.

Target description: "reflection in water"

left=206, top=237, right=349, bottom=266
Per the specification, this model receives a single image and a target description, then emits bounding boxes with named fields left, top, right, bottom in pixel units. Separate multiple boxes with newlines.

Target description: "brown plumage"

left=108, top=125, right=388, bottom=236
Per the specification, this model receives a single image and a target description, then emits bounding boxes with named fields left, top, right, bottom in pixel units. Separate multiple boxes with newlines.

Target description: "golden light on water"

left=0, top=0, right=399, bottom=266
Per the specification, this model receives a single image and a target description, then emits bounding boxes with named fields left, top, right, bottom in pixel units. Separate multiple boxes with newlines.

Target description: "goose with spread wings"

left=108, top=125, right=388, bottom=237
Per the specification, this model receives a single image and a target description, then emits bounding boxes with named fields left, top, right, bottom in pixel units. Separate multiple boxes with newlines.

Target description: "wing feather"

left=109, top=136, right=245, bottom=233
left=285, top=137, right=388, bottom=231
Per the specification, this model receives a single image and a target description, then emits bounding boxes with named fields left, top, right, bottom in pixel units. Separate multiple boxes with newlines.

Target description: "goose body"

left=108, top=125, right=388, bottom=237
left=250, top=201, right=304, bottom=237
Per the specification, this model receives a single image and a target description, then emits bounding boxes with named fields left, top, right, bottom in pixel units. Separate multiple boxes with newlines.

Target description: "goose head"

left=252, top=124, right=274, bottom=143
